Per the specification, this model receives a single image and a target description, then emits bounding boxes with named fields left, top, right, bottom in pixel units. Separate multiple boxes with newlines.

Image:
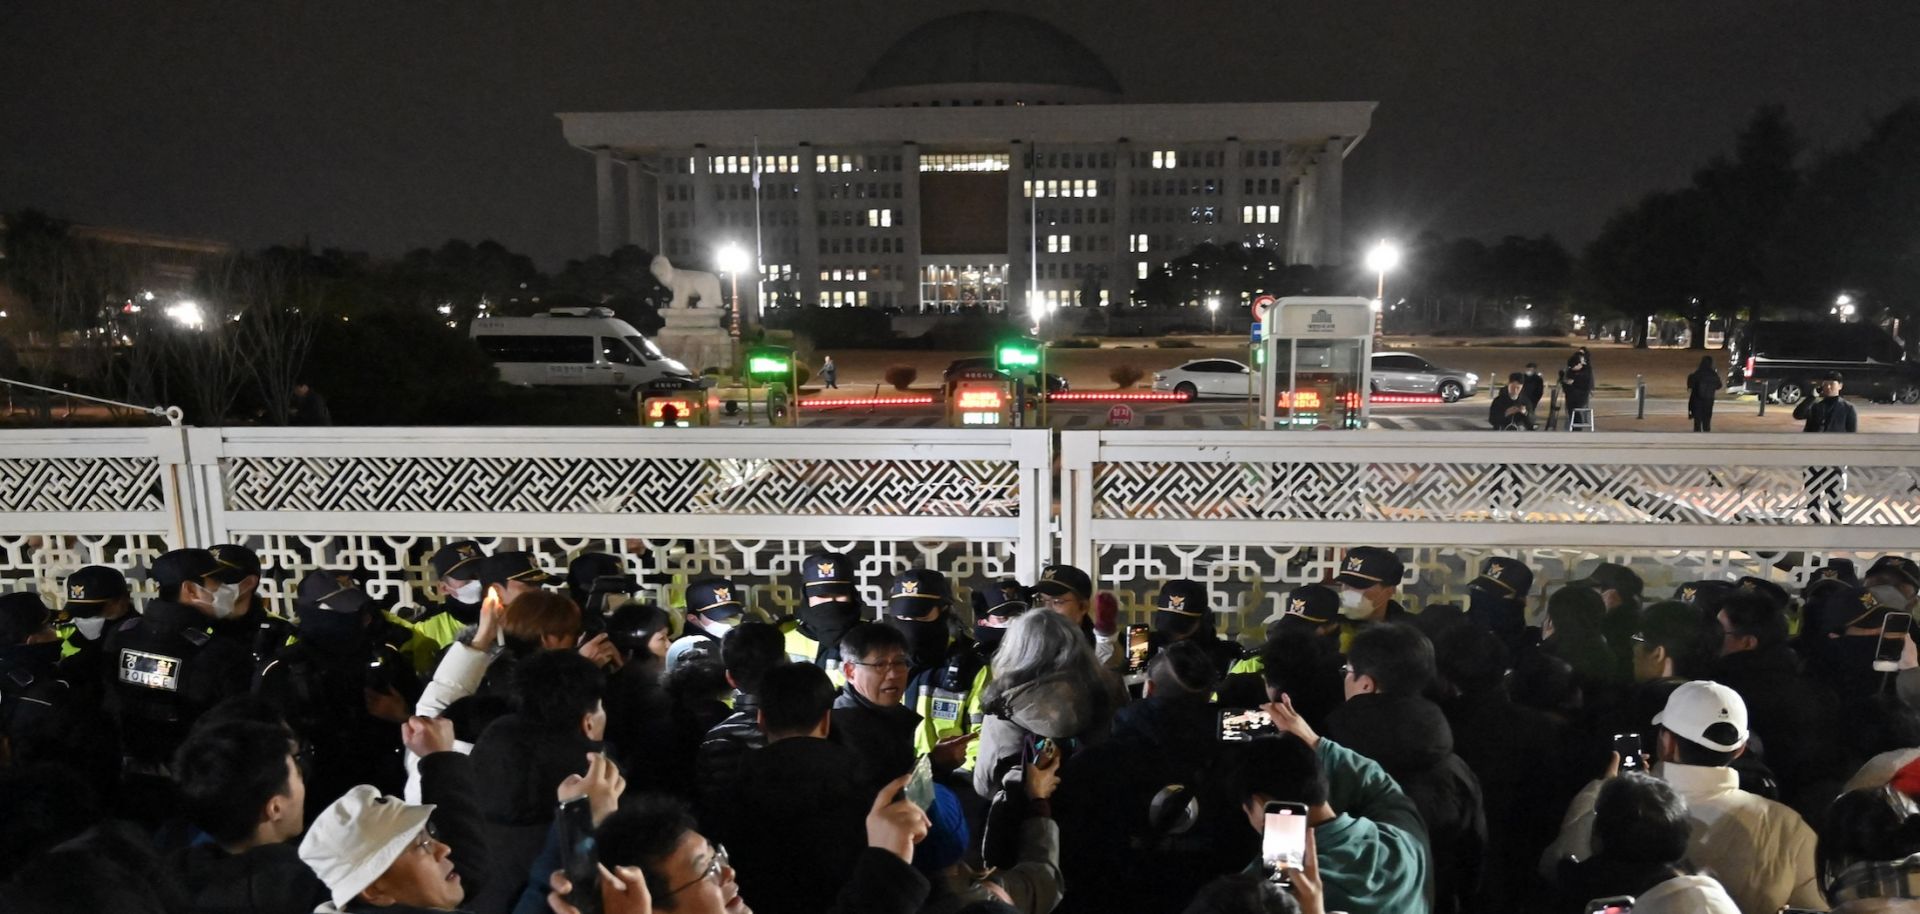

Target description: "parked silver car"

left=1369, top=352, right=1478, bottom=401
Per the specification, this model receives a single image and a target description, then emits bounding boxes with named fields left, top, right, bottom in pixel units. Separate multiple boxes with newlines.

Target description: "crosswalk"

left=797, top=412, right=1486, bottom=430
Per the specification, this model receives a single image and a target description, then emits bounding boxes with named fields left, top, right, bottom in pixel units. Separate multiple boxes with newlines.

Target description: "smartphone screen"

left=1126, top=624, right=1151, bottom=674
left=1586, top=898, right=1634, bottom=914
left=1875, top=613, right=1912, bottom=672
left=1612, top=733, right=1643, bottom=772
left=557, top=797, right=601, bottom=914
left=1261, top=801, right=1308, bottom=874
left=1219, top=708, right=1276, bottom=742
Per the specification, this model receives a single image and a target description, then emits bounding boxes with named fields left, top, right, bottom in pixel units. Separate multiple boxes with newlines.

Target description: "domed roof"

left=855, top=11, right=1122, bottom=97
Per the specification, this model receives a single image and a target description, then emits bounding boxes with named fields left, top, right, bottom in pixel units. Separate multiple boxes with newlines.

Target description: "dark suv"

left=1728, top=320, right=1920, bottom=404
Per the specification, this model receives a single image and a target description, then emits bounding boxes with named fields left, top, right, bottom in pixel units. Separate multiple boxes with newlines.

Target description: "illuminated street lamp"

left=717, top=245, right=749, bottom=339
left=1364, top=240, right=1401, bottom=336
left=1206, top=296, right=1219, bottom=334
left=1832, top=293, right=1856, bottom=320
left=166, top=300, right=205, bottom=330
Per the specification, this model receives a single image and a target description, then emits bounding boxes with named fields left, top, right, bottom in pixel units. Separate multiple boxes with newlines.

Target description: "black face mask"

left=444, top=596, right=481, bottom=626
left=4, top=640, right=61, bottom=670
left=299, top=609, right=367, bottom=653
left=800, top=599, right=863, bottom=647
left=973, top=623, right=1009, bottom=654
left=1153, top=610, right=1203, bottom=640
left=889, top=616, right=950, bottom=668
left=1468, top=590, right=1524, bottom=634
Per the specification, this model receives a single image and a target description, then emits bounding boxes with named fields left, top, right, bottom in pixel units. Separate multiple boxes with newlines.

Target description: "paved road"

left=782, top=394, right=1920, bottom=432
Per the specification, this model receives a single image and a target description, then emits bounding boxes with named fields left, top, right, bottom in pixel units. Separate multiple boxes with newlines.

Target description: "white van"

left=470, top=308, right=694, bottom=392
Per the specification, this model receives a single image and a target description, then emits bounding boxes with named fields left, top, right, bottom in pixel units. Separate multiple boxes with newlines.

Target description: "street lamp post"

left=1364, top=240, right=1401, bottom=338
left=1206, top=297, right=1219, bottom=334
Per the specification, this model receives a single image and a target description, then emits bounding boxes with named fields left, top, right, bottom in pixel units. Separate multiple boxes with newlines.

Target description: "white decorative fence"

left=1060, top=431, right=1920, bottom=636
left=0, top=427, right=1052, bottom=617
left=2, top=426, right=1917, bottom=633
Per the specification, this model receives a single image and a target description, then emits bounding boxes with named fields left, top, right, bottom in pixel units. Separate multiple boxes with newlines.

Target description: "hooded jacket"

left=973, top=671, right=1122, bottom=798
left=174, top=840, right=329, bottom=914
left=1545, top=762, right=1826, bottom=914
left=1328, top=694, right=1486, bottom=914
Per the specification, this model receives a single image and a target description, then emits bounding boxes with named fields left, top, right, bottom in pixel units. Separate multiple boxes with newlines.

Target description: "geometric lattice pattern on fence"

left=0, top=457, right=164, bottom=512
left=1094, top=541, right=1869, bottom=641
left=227, top=532, right=1018, bottom=620
left=1094, top=461, right=1920, bottom=525
left=226, top=457, right=1021, bottom=517
left=0, top=533, right=173, bottom=603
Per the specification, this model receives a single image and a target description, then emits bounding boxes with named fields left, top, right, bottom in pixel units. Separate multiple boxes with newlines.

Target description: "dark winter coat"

left=173, top=840, right=329, bottom=914
left=1443, top=684, right=1586, bottom=914
left=724, top=736, right=871, bottom=914
left=468, top=715, right=600, bottom=914
left=1328, top=693, right=1487, bottom=914
left=831, top=684, right=923, bottom=798
left=1713, top=645, right=1842, bottom=805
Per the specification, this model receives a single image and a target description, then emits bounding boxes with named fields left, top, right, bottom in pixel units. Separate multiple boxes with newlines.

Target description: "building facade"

left=559, top=11, right=1374, bottom=315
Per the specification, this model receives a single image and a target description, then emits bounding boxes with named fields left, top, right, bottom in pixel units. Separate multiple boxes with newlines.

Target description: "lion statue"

left=651, top=255, right=725, bottom=310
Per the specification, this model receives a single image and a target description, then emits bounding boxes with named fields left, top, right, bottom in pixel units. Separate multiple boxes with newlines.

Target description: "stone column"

left=797, top=145, right=821, bottom=306
left=1007, top=141, right=1030, bottom=317
left=624, top=158, right=655, bottom=252
left=1314, top=138, right=1345, bottom=265
left=1108, top=139, right=1133, bottom=308
left=899, top=142, right=923, bottom=311
left=1223, top=137, right=1245, bottom=247
left=691, top=145, right=714, bottom=256
left=595, top=149, right=619, bottom=255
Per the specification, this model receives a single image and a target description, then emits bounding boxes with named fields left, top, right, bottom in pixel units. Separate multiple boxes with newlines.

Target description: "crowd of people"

left=6, top=538, right=1920, bottom=914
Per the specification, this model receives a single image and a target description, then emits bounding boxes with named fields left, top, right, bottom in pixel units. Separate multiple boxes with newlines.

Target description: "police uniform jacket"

left=0, top=642, right=71, bottom=764
left=905, top=636, right=989, bottom=761
left=103, top=599, right=255, bottom=765
left=209, top=603, right=295, bottom=679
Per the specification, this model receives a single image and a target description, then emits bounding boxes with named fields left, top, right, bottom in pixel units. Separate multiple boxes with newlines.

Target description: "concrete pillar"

left=595, top=149, right=619, bottom=255
left=1108, top=140, right=1133, bottom=307
left=691, top=145, right=714, bottom=259
left=899, top=142, right=922, bottom=312
left=797, top=145, right=821, bottom=306
left=1315, top=138, right=1345, bottom=265
left=1007, top=141, right=1030, bottom=317
left=1223, top=137, right=1245, bottom=246
left=624, top=159, right=653, bottom=252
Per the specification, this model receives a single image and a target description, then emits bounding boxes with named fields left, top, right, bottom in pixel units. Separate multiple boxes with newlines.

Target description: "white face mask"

left=452, top=580, right=483, bottom=605
left=697, top=615, right=737, bottom=638
left=1337, top=587, right=1371, bottom=620
left=207, top=582, right=241, bottom=620
left=71, top=616, right=108, bottom=640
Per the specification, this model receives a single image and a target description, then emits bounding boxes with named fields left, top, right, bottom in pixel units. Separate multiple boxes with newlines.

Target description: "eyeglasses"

left=407, top=823, right=442, bottom=856
left=850, top=659, right=910, bottom=672
left=666, top=843, right=729, bottom=896
left=1340, top=664, right=1356, bottom=676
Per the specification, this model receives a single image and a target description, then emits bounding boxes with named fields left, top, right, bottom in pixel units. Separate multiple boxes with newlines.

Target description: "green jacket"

left=1287, top=739, right=1432, bottom=914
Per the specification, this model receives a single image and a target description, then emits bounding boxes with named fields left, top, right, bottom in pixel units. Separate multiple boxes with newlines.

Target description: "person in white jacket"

left=1544, top=680, right=1828, bottom=914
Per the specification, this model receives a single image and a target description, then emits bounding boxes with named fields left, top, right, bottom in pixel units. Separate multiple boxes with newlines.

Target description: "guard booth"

left=947, top=369, right=1014, bottom=427
left=1257, top=297, right=1375, bottom=430
left=637, top=376, right=712, bottom=427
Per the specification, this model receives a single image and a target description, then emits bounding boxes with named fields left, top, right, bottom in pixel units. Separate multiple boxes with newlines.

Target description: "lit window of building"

left=1152, top=150, right=1178, bottom=169
left=1128, top=233, right=1149, bottom=252
left=1046, top=234, right=1072, bottom=253
left=920, top=153, right=1010, bottom=172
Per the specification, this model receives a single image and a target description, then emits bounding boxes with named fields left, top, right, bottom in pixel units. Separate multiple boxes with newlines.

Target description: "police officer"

left=785, top=551, right=864, bottom=683
left=103, top=548, right=256, bottom=783
left=56, top=565, right=137, bottom=681
left=969, top=579, right=1030, bottom=660
left=568, top=552, right=640, bottom=638
left=0, top=591, right=70, bottom=767
left=1147, top=579, right=1242, bottom=677
left=206, top=544, right=297, bottom=673
left=1465, top=556, right=1535, bottom=661
left=668, top=576, right=745, bottom=669
left=1331, top=546, right=1411, bottom=651
left=257, top=570, right=420, bottom=815
left=1031, top=563, right=1122, bottom=670
left=884, top=567, right=989, bottom=765
left=406, top=539, right=489, bottom=650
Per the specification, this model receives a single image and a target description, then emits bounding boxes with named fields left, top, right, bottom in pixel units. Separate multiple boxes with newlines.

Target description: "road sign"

left=1107, top=404, right=1135, bottom=427
left=996, top=339, right=1042, bottom=371
left=1250, top=321, right=1263, bottom=342
left=744, top=345, right=794, bottom=380
left=1250, top=294, right=1276, bottom=322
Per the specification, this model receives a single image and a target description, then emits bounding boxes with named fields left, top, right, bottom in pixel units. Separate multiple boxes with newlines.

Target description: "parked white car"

left=1151, top=359, right=1253, bottom=399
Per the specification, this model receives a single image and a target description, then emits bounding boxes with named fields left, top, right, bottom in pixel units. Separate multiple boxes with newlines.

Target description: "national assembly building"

left=558, top=11, right=1375, bottom=315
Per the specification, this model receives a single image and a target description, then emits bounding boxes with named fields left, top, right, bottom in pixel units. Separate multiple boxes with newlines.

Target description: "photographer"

left=1489, top=373, right=1536, bottom=431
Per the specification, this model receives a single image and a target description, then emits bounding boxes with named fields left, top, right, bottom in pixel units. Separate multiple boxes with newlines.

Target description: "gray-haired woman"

left=971, top=609, right=1127, bottom=798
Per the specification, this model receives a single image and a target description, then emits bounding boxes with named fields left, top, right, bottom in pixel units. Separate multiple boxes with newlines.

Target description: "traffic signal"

left=995, top=338, right=1041, bottom=372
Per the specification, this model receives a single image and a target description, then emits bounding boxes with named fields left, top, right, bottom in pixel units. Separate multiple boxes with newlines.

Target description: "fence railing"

left=2, top=426, right=1916, bottom=633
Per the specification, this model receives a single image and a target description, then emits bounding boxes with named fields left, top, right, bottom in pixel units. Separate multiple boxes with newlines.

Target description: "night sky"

left=4, top=1, right=1917, bottom=269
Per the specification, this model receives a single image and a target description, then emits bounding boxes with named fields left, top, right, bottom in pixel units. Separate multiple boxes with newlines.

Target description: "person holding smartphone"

left=1550, top=773, right=1740, bottom=913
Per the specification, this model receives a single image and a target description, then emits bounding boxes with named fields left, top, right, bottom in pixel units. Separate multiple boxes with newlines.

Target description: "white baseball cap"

left=299, top=784, right=437, bottom=908
left=1652, top=680, right=1750, bottom=753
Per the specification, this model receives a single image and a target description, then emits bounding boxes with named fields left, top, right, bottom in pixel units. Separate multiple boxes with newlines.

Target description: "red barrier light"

left=798, top=395, right=936, bottom=409
left=1046, top=390, right=1192, bottom=402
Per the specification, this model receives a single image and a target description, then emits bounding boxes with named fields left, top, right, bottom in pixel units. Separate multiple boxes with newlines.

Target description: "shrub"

left=1154, top=338, right=1198, bottom=349
left=884, top=365, right=918, bottom=391
left=793, top=365, right=812, bottom=388
left=1109, top=365, right=1145, bottom=389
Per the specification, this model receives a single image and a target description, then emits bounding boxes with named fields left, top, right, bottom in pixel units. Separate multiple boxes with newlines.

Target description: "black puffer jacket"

left=468, top=715, right=600, bottom=914
left=1328, top=693, right=1486, bottom=914
left=694, top=691, right=765, bottom=820
left=725, top=736, right=871, bottom=914
left=173, top=841, right=328, bottom=914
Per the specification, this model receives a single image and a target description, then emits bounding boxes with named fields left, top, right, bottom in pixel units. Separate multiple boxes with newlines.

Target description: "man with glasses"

left=563, top=772, right=934, bottom=914
left=831, top=622, right=923, bottom=799
left=300, top=716, right=489, bottom=912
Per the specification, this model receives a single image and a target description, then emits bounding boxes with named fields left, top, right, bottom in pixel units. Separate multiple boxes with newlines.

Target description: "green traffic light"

left=996, top=340, right=1041, bottom=370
